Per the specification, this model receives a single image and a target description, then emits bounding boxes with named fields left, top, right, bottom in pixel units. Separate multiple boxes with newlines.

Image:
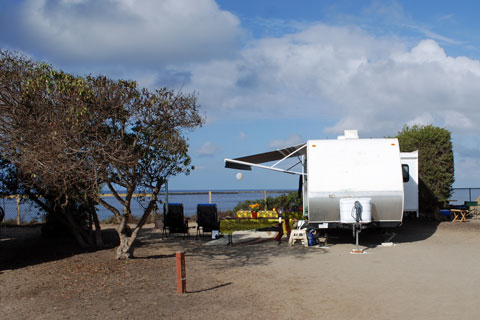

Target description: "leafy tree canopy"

left=396, top=125, right=454, bottom=214
left=0, top=50, right=203, bottom=258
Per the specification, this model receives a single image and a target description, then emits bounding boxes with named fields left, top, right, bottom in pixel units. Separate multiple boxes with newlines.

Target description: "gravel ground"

left=1, top=219, right=479, bottom=319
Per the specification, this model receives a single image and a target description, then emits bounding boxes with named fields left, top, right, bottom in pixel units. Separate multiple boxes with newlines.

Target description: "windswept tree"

left=92, top=86, right=203, bottom=259
left=0, top=51, right=203, bottom=258
left=0, top=51, right=107, bottom=246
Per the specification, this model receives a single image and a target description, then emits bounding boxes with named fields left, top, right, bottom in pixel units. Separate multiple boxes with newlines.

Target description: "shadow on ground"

left=133, top=227, right=320, bottom=269
left=318, top=218, right=440, bottom=248
left=0, top=225, right=119, bottom=272
left=0, top=219, right=441, bottom=272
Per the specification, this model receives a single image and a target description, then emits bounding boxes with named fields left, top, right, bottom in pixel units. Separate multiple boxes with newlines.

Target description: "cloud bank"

left=5, top=2, right=479, bottom=139
left=184, top=24, right=480, bottom=137
left=3, top=1, right=480, bottom=184
left=1, top=0, right=242, bottom=69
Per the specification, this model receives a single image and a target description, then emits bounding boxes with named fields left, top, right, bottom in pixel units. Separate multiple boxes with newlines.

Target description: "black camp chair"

left=163, top=203, right=189, bottom=238
left=196, top=203, right=219, bottom=239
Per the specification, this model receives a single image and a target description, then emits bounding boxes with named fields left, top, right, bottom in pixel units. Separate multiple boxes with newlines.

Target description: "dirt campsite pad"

left=1, top=220, right=480, bottom=319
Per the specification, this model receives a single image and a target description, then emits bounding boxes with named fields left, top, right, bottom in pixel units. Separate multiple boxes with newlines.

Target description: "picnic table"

left=450, top=208, right=468, bottom=222
left=443, top=200, right=479, bottom=222
left=219, top=211, right=304, bottom=244
left=219, top=218, right=299, bottom=244
left=220, top=218, right=281, bottom=234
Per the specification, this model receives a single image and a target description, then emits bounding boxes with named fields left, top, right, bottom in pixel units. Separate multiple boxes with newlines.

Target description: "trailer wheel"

left=0, top=206, right=4, bottom=223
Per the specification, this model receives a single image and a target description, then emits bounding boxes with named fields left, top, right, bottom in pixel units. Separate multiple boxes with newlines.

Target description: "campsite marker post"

left=176, top=251, right=186, bottom=293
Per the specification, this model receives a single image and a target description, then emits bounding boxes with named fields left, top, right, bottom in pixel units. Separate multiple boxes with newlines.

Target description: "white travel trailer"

left=225, top=130, right=418, bottom=233
left=401, top=151, right=419, bottom=218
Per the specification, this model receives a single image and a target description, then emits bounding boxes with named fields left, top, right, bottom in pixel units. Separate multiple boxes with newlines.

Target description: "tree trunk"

left=88, top=200, right=104, bottom=247
left=114, top=181, right=162, bottom=259
left=92, top=211, right=104, bottom=247
left=115, top=215, right=136, bottom=259
left=116, top=231, right=136, bottom=259
left=114, top=200, right=156, bottom=259
left=64, top=210, right=93, bottom=249
left=31, top=195, right=95, bottom=248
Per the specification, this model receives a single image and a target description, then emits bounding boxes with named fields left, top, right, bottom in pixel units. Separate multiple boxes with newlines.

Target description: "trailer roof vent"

left=337, top=130, right=359, bottom=140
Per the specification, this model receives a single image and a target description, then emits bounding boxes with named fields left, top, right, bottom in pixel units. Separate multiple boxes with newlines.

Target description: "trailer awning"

left=224, top=143, right=306, bottom=175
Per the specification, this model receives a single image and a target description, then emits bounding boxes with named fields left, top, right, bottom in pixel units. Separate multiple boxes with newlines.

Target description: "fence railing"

left=3, top=188, right=477, bottom=225
left=1, top=190, right=294, bottom=225
left=450, top=188, right=480, bottom=203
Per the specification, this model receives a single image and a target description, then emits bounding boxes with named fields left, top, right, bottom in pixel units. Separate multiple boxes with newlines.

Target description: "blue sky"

left=1, top=0, right=480, bottom=190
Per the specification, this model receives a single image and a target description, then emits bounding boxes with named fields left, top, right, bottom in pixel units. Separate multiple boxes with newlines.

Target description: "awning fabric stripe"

left=224, top=161, right=252, bottom=170
left=224, top=143, right=306, bottom=170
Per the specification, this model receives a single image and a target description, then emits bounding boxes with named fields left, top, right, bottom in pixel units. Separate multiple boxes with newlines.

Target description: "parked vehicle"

left=225, top=130, right=418, bottom=237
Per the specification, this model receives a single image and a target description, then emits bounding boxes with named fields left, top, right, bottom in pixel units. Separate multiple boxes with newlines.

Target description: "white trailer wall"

left=307, top=138, right=404, bottom=224
left=401, top=151, right=419, bottom=216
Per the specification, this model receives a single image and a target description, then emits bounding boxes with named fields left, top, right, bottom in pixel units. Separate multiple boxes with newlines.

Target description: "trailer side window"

left=402, top=164, right=409, bottom=182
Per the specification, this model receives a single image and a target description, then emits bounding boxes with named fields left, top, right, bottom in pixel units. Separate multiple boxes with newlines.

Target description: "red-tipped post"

left=176, top=251, right=186, bottom=293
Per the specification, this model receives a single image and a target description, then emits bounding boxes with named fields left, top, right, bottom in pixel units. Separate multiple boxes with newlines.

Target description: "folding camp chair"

left=163, top=203, right=189, bottom=238
left=464, top=201, right=479, bottom=219
left=196, top=203, right=219, bottom=239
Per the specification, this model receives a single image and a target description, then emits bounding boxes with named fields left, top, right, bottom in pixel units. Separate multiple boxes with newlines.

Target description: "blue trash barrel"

left=440, top=209, right=451, bottom=218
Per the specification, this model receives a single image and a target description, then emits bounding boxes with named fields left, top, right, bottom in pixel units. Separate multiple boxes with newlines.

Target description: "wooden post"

left=16, top=194, right=21, bottom=226
left=165, top=180, right=169, bottom=216
left=208, top=191, right=212, bottom=204
left=264, top=190, right=267, bottom=211
left=176, top=251, right=186, bottom=293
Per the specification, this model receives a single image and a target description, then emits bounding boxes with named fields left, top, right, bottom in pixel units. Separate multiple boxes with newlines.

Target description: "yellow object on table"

left=258, top=210, right=278, bottom=218
left=235, top=210, right=278, bottom=218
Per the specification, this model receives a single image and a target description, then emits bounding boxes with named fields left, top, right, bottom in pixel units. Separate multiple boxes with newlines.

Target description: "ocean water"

left=1, top=190, right=294, bottom=222
left=3, top=188, right=478, bottom=223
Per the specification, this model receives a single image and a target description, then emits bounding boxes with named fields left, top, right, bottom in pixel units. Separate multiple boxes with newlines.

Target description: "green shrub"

left=396, top=125, right=454, bottom=216
left=233, top=192, right=302, bottom=212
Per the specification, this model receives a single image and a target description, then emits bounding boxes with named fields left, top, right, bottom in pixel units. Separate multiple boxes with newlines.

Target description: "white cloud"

left=269, top=133, right=304, bottom=149
left=184, top=23, right=404, bottom=122
left=442, top=110, right=474, bottom=130
left=197, top=141, right=222, bottom=157
left=238, top=132, right=248, bottom=140
left=10, top=3, right=480, bottom=140
left=180, top=25, right=480, bottom=139
left=14, top=0, right=242, bottom=68
left=326, top=39, right=480, bottom=135
left=406, top=113, right=434, bottom=127
left=3, top=2, right=479, bottom=187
